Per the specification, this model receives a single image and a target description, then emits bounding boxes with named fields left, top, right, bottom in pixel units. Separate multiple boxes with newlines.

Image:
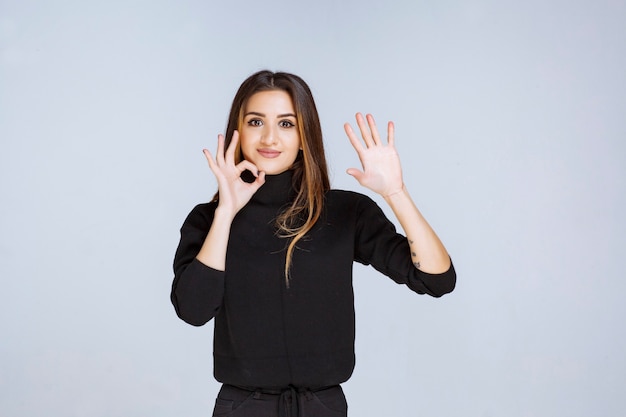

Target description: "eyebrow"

left=244, top=111, right=297, bottom=118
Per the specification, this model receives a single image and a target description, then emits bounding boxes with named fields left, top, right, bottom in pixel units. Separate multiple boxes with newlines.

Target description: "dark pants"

left=212, top=384, right=348, bottom=417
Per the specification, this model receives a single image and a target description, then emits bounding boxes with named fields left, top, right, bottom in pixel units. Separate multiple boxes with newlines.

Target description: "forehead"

left=245, top=90, right=295, bottom=114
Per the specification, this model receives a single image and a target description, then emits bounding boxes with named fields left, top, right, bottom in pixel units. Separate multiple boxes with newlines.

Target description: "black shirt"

left=171, top=170, right=456, bottom=389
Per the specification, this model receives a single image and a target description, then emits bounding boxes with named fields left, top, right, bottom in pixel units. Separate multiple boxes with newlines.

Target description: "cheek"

left=290, top=132, right=302, bottom=152
left=288, top=141, right=301, bottom=160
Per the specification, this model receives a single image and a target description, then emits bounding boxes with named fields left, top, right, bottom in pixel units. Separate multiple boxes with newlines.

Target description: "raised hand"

left=203, top=131, right=265, bottom=218
left=344, top=113, right=404, bottom=197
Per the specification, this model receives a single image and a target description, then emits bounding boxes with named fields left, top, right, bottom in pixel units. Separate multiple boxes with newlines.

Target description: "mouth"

left=257, top=149, right=281, bottom=159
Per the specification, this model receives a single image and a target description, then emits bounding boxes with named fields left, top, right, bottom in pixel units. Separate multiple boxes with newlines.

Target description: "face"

left=239, top=90, right=301, bottom=175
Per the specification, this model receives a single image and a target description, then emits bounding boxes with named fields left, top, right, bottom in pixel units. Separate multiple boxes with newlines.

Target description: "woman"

left=171, top=70, right=456, bottom=417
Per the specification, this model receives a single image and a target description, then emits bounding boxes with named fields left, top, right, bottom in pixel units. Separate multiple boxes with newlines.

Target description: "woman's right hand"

left=203, top=131, right=266, bottom=219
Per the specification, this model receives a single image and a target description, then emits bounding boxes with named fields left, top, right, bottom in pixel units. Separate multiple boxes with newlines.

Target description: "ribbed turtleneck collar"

left=250, top=170, right=296, bottom=206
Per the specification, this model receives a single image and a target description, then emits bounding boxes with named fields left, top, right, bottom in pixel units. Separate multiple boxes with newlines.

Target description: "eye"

left=279, top=120, right=295, bottom=128
left=247, top=118, right=263, bottom=127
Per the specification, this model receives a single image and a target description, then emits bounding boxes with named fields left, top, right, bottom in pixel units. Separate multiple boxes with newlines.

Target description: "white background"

left=1, top=1, right=625, bottom=416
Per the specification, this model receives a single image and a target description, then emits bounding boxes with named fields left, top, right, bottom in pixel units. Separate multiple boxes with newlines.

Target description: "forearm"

left=172, top=259, right=225, bottom=325
left=383, top=185, right=451, bottom=274
left=195, top=207, right=234, bottom=271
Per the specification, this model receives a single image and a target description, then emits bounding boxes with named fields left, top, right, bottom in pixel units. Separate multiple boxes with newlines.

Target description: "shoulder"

left=326, top=189, right=372, bottom=204
left=326, top=189, right=376, bottom=205
left=325, top=189, right=382, bottom=217
left=324, top=189, right=396, bottom=238
left=187, top=201, right=218, bottom=217
left=181, top=201, right=218, bottom=230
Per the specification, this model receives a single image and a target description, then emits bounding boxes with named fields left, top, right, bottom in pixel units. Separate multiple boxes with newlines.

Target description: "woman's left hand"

left=344, top=113, right=404, bottom=197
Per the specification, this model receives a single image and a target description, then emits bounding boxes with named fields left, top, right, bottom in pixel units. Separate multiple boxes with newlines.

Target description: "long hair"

left=218, top=70, right=330, bottom=284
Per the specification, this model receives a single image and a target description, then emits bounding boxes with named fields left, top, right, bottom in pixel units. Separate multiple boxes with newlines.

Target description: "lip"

left=257, top=149, right=281, bottom=158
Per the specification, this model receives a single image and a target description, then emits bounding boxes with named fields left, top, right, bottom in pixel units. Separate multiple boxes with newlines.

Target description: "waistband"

left=223, top=384, right=341, bottom=417
left=231, top=383, right=338, bottom=395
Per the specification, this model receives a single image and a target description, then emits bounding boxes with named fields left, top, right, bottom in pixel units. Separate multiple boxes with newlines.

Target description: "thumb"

left=255, top=171, right=266, bottom=186
left=249, top=171, right=266, bottom=191
left=346, top=168, right=364, bottom=183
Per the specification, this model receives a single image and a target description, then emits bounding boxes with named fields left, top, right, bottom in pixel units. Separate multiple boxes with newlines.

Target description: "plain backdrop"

left=1, top=1, right=625, bottom=416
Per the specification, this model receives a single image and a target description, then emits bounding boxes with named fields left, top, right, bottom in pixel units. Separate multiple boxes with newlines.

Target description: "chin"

left=257, top=163, right=292, bottom=175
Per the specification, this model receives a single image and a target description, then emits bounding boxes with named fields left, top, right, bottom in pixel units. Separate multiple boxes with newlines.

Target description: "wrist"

left=382, top=184, right=407, bottom=199
left=213, top=205, right=236, bottom=223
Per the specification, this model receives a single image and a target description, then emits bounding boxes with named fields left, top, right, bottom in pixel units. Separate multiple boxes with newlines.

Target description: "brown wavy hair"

left=218, top=70, right=330, bottom=284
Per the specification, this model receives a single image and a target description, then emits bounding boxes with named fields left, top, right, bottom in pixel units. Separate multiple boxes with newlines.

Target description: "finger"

left=235, top=159, right=260, bottom=176
left=215, top=134, right=226, bottom=165
left=203, top=148, right=215, bottom=166
left=366, top=114, right=382, bottom=146
left=251, top=170, right=266, bottom=188
left=387, top=121, right=395, bottom=147
left=346, top=167, right=365, bottom=184
left=225, top=130, right=239, bottom=163
left=355, top=112, right=375, bottom=148
left=344, top=122, right=364, bottom=152
left=203, top=148, right=219, bottom=174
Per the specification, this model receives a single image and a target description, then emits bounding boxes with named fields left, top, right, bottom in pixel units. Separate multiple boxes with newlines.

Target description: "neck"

left=251, top=170, right=295, bottom=206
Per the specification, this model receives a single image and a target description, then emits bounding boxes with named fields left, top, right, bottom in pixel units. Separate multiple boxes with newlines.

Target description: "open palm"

left=344, top=113, right=404, bottom=196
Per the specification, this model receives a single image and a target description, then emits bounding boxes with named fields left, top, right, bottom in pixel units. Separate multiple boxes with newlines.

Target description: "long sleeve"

left=171, top=203, right=226, bottom=326
left=353, top=194, right=456, bottom=297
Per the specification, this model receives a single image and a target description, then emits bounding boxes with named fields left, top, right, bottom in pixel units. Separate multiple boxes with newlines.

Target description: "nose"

left=260, top=124, right=278, bottom=145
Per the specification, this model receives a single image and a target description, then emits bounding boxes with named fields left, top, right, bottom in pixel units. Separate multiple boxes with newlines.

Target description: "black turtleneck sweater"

left=171, top=171, right=455, bottom=389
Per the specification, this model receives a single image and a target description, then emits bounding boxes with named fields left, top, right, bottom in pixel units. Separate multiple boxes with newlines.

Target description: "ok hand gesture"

left=203, top=131, right=265, bottom=219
